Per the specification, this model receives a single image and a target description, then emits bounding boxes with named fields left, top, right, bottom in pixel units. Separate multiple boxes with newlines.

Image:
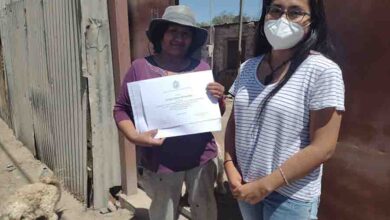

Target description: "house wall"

left=203, top=22, right=258, bottom=90
left=319, top=1, right=390, bottom=219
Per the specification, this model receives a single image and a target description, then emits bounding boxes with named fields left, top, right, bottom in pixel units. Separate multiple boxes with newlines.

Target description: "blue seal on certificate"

left=173, top=80, right=180, bottom=89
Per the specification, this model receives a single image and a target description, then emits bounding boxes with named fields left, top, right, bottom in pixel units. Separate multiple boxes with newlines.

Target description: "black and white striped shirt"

left=229, top=54, right=345, bottom=201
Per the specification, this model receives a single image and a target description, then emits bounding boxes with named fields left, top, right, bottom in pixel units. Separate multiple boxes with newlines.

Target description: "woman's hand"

left=232, top=178, right=273, bottom=205
left=224, top=161, right=243, bottom=192
left=207, top=82, right=225, bottom=99
left=131, top=129, right=165, bottom=147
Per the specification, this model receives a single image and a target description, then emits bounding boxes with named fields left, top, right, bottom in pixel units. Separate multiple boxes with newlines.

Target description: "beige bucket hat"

left=147, top=5, right=208, bottom=49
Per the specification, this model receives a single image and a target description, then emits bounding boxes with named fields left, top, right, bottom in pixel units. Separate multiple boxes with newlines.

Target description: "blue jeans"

left=238, top=191, right=320, bottom=220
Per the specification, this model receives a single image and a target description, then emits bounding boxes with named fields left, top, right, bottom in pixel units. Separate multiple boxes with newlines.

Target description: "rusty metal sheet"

left=319, top=1, right=390, bottom=219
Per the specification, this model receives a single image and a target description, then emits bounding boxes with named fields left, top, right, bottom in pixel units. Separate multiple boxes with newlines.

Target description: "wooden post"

left=238, top=0, right=244, bottom=69
left=107, top=0, right=137, bottom=196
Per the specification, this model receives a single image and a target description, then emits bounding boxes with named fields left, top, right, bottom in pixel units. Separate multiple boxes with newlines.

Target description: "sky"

left=180, top=0, right=263, bottom=23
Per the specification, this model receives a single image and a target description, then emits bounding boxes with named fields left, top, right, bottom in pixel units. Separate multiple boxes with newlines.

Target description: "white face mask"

left=264, top=17, right=305, bottom=50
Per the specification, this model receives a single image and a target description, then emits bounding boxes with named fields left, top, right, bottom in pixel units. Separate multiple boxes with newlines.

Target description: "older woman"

left=113, top=5, right=224, bottom=220
left=224, top=0, right=345, bottom=219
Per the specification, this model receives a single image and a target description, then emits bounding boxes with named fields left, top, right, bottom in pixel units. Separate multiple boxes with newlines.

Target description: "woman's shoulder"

left=244, top=56, right=263, bottom=64
left=122, top=57, right=152, bottom=82
left=196, top=59, right=211, bottom=70
left=303, top=52, right=343, bottom=85
left=131, top=57, right=149, bottom=67
left=305, top=52, right=341, bottom=72
left=127, top=57, right=155, bottom=73
left=239, top=56, right=263, bottom=73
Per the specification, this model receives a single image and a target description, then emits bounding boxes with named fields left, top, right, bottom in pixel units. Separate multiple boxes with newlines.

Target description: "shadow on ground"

left=216, top=182, right=243, bottom=220
left=131, top=208, right=149, bottom=220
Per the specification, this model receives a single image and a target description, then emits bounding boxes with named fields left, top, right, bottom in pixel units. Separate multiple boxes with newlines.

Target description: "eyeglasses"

left=266, top=5, right=310, bottom=23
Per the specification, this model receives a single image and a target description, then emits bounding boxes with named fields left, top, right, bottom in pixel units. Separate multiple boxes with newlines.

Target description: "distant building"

left=201, top=21, right=258, bottom=90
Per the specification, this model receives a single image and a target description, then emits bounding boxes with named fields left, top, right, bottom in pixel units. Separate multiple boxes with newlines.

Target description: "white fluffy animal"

left=1, top=168, right=61, bottom=220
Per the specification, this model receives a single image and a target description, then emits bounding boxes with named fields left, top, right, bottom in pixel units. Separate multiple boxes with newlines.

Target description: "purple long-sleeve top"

left=113, top=57, right=222, bottom=173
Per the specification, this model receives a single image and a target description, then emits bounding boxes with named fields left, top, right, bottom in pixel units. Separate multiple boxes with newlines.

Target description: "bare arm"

left=224, top=107, right=236, bottom=162
left=224, top=107, right=243, bottom=190
left=266, top=108, right=342, bottom=187
left=234, top=108, right=343, bottom=204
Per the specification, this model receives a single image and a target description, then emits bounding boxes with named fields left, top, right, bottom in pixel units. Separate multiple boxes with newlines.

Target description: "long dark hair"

left=255, top=0, right=333, bottom=117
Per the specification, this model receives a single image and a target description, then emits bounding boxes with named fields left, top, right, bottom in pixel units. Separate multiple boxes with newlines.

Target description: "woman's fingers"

left=146, top=129, right=158, bottom=138
left=134, top=130, right=165, bottom=146
left=207, top=83, right=224, bottom=92
left=228, top=177, right=243, bottom=198
left=150, top=137, right=165, bottom=146
left=146, top=130, right=165, bottom=146
left=207, top=89, right=224, bottom=99
left=207, top=82, right=225, bottom=98
left=232, top=185, right=243, bottom=199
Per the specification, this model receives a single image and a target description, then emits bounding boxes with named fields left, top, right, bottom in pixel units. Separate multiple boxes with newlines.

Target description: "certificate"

left=127, top=70, right=221, bottom=138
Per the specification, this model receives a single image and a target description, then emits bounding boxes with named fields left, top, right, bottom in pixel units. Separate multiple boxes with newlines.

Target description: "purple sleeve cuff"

left=113, top=109, right=131, bottom=124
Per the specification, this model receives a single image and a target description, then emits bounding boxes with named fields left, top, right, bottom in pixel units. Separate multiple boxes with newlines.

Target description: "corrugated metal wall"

left=0, top=0, right=121, bottom=207
left=0, top=0, right=88, bottom=201
left=40, top=0, right=88, bottom=201
left=1, top=0, right=36, bottom=154
left=0, top=36, right=11, bottom=127
left=0, top=0, right=13, bottom=128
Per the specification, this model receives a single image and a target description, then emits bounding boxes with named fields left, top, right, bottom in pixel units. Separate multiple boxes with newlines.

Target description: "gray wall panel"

left=0, top=0, right=120, bottom=207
